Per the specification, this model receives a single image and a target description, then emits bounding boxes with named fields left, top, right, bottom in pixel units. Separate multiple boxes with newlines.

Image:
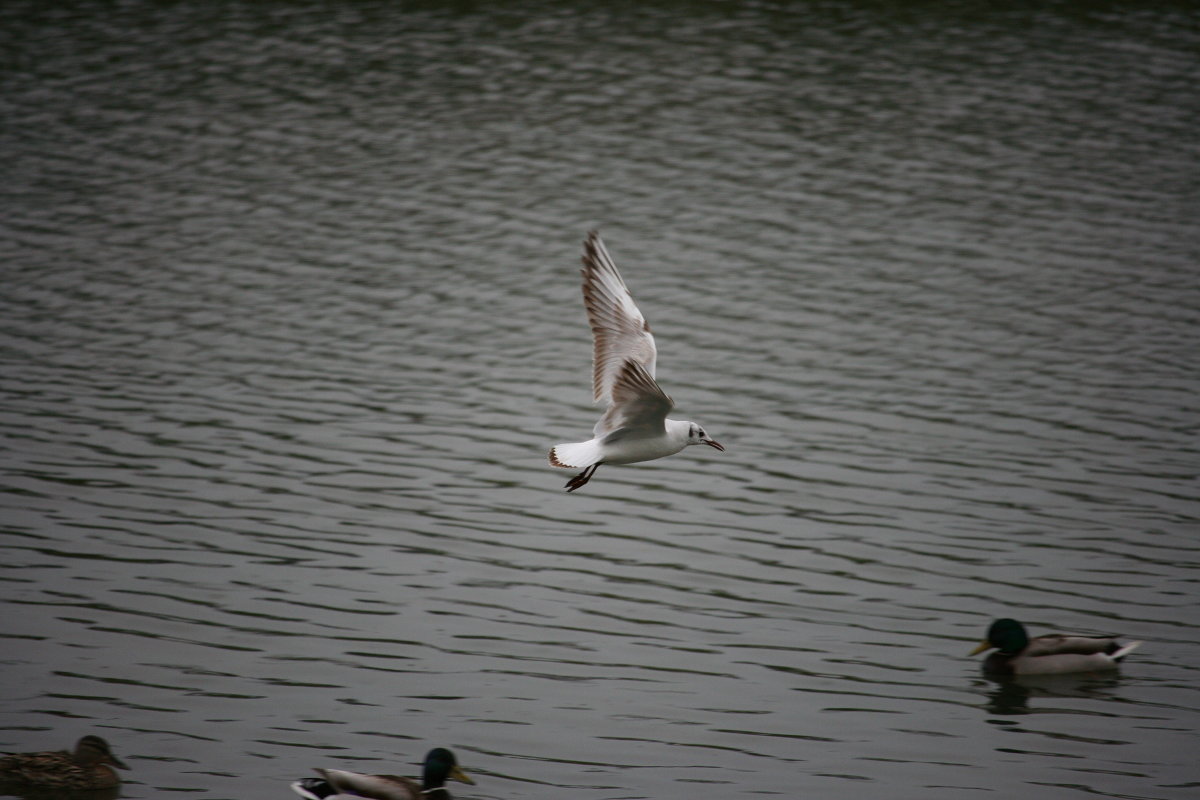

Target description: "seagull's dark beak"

left=704, top=439, right=725, bottom=451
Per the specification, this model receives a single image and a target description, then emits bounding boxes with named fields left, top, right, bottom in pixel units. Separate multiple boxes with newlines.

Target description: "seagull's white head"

left=685, top=422, right=725, bottom=452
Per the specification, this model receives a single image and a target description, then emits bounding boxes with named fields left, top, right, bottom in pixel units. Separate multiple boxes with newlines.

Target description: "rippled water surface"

left=2, top=2, right=1199, bottom=798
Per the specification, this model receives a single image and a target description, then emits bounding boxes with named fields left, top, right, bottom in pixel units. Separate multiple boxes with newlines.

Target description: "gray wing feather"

left=581, top=232, right=658, bottom=406
left=1025, top=633, right=1121, bottom=657
left=594, top=359, right=673, bottom=437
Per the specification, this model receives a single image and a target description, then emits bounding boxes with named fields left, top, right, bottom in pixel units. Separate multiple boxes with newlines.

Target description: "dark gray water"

left=2, top=2, right=1198, bottom=798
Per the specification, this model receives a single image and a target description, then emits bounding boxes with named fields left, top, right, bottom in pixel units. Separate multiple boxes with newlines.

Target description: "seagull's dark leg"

left=565, top=463, right=600, bottom=492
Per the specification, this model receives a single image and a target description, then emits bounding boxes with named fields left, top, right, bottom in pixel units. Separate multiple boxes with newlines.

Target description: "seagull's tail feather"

left=550, top=439, right=602, bottom=469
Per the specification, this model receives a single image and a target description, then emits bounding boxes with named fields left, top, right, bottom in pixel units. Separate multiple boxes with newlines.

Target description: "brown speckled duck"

left=0, top=735, right=128, bottom=790
left=290, top=747, right=474, bottom=800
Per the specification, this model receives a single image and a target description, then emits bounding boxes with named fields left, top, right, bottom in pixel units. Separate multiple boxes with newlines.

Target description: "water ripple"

left=2, top=1, right=1198, bottom=799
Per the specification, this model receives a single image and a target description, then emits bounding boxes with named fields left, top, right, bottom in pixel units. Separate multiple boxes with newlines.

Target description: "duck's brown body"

left=0, top=735, right=128, bottom=790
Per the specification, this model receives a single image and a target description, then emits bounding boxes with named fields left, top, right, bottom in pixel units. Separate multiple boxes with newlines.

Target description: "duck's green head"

left=424, top=748, right=474, bottom=788
left=969, top=618, right=1030, bottom=656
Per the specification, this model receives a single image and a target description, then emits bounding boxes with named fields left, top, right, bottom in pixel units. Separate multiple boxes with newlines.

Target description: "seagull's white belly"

left=601, top=432, right=685, bottom=465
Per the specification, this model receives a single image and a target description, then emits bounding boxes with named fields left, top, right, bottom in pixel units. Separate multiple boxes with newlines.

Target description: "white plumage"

left=549, top=232, right=723, bottom=492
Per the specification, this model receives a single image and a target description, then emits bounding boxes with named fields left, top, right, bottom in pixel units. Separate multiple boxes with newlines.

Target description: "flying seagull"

left=549, top=231, right=724, bottom=492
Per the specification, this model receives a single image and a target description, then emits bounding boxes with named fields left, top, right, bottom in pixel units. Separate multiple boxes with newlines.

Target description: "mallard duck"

left=0, top=735, right=128, bottom=790
left=291, top=747, right=475, bottom=800
left=969, top=618, right=1142, bottom=675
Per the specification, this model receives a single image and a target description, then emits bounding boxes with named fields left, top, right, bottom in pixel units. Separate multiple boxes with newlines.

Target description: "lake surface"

left=2, top=2, right=1198, bottom=798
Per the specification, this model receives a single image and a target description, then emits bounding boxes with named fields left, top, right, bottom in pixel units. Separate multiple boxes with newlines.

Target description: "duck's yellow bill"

left=968, top=640, right=993, bottom=656
left=450, top=766, right=475, bottom=785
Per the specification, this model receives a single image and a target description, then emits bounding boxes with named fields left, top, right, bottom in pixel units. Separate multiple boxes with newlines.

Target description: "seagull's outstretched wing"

left=581, top=231, right=658, bottom=407
left=594, top=358, right=674, bottom=437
